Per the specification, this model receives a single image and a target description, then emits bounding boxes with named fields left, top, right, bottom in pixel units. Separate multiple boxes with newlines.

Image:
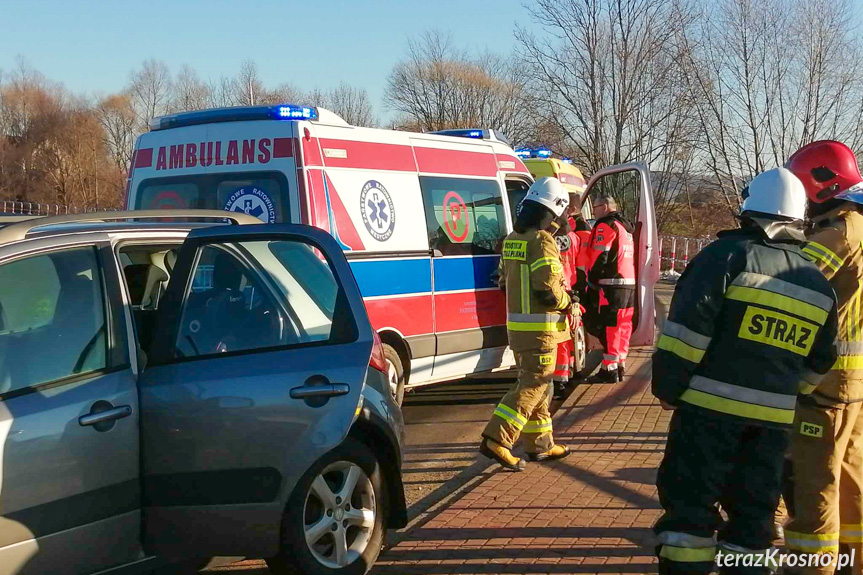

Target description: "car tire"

left=383, top=343, right=406, bottom=406
left=266, top=438, right=388, bottom=575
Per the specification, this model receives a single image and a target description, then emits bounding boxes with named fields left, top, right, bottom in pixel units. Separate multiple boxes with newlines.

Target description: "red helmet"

left=786, top=140, right=863, bottom=203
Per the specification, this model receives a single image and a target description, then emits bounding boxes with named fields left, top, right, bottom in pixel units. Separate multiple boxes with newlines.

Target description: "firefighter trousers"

left=482, top=346, right=556, bottom=454
left=586, top=286, right=634, bottom=370
left=785, top=399, right=863, bottom=575
left=655, top=409, right=789, bottom=575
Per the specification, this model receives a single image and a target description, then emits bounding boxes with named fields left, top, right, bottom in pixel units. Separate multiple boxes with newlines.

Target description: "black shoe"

left=618, top=362, right=626, bottom=381
left=586, top=369, right=619, bottom=384
left=553, top=381, right=568, bottom=399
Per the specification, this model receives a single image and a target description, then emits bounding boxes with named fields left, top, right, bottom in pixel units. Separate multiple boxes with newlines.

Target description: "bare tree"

left=127, top=59, right=173, bottom=129
left=207, top=76, right=235, bottom=108
left=385, top=30, right=531, bottom=142
left=233, top=59, right=265, bottom=106
left=677, top=0, right=863, bottom=218
left=310, top=83, right=376, bottom=126
left=518, top=0, right=700, bottom=227
left=94, top=93, right=136, bottom=170
left=173, top=65, right=210, bottom=112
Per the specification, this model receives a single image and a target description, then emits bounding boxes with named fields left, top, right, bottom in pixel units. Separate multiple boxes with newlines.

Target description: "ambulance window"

left=420, top=177, right=507, bottom=256
left=505, top=179, right=531, bottom=221
left=135, top=171, right=290, bottom=224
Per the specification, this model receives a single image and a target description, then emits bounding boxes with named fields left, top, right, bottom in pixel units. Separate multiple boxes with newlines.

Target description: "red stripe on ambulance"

left=414, top=147, right=499, bottom=177
left=273, top=138, right=293, bottom=158
left=433, top=290, right=506, bottom=332
left=365, top=295, right=434, bottom=337
left=134, top=148, right=154, bottom=168
left=319, top=139, right=417, bottom=172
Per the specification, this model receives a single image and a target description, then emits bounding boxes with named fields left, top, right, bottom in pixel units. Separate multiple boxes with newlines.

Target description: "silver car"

left=0, top=210, right=407, bottom=575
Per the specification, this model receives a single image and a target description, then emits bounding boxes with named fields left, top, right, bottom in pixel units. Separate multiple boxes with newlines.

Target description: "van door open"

left=581, top=163, right=659, bottom=347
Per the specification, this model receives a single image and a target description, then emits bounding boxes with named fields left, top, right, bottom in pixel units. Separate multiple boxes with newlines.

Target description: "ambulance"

left=125, top=104, right=659, bottom=403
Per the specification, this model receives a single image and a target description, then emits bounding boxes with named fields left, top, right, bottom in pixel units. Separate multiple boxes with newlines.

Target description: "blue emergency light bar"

left=150, top=104, right=319, bottom=131
left=428, top=128, right=511, bottom=146
left=516, top=147, right=554, bottom=159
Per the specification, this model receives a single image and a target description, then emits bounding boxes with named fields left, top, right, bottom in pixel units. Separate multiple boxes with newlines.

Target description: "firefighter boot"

left=618, top=361, right=626, bottom=381
left=586, top=367, right=620, bottom=384
left=528, top=443, right=571, bottom=462
left=480, top=438, right=526, bottom=472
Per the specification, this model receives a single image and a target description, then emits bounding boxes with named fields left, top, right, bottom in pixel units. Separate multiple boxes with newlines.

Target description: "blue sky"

left=0, top=0, right=537, bottom=118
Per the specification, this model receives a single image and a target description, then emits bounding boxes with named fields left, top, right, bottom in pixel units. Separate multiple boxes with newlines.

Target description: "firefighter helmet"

left=524, top=177, right=569, bottom=217
left=741, top=167, right=806, bottom=221
left=785, top=140, right=863, bottom=203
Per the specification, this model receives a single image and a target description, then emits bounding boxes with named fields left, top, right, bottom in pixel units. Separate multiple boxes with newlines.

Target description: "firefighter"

left=652, top=167, right=838, bottom=575
left=783, top=140, right=863, bottom=575
left=580, top=194, right=636, bottom=383
left=480, top=177, right=573, bottom=471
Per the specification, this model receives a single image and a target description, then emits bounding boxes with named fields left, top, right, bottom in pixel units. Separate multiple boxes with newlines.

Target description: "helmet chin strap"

left=745, top=217, right=807, bottom=242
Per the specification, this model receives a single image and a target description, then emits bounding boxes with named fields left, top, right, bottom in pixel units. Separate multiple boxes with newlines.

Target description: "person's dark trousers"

left=654, top=408, right=790, bottom=575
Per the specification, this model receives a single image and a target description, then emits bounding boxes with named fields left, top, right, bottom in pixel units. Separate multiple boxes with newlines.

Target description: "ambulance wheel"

left=383, top=344, right=405, bottom=406
left=573, top=323, right=587, bottom=376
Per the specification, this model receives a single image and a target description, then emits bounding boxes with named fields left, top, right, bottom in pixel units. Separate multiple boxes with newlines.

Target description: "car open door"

left=582, top=163, right=659, bottom=346
left=138, top=224, right=374, bottom=559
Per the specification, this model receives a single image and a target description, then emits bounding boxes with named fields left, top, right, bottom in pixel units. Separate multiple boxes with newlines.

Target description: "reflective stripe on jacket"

left=652, top=227, right=839, bottom=427
left=499, top=229, right=571, bottom=351
left=803, top=207, right=863, bottom=403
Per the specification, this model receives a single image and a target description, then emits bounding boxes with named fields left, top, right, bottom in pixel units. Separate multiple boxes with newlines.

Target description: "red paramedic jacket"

left=580, top=212, right=636, bottom=288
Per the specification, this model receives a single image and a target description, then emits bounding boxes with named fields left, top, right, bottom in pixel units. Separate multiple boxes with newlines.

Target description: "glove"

left=568, top=289, right=580, bottom=304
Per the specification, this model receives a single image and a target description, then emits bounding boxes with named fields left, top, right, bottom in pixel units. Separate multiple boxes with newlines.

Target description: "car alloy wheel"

left=304, top=461, right=376, bottom=569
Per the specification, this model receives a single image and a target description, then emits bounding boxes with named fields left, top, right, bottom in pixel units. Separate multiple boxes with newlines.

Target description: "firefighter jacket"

left=803, top=205, right=863, bottom=404
left=499, top=229, right=572, bottom=352
left=578, top=212, right=636, bottom=291
left=652, top=226, right=839, bottom=428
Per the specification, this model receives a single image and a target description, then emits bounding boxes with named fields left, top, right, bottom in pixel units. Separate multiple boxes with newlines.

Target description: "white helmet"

left=524, top=177, right=569, bottom=217
left=741, top=167, right=806, bottom=221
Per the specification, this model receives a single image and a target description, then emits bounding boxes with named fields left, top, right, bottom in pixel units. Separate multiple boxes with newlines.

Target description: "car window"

left=136, top=171, right=289, bottom=224
left=0, top=247, right=107, bottom=395
left=420, top=177, right=507, bottom=256
left=174, top=239, right=346, bottom=360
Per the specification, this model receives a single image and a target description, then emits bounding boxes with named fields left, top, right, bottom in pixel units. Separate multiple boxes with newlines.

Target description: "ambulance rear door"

left=582, top=163, right=659, bottom=346
left=127, top=119, right=301, bottom=225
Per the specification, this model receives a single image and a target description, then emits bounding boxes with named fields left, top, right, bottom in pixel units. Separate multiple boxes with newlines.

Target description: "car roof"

left=0, top=209, right=262, bottom=246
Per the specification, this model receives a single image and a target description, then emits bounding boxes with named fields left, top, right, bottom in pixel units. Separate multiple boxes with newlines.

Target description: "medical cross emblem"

left=360, top=180, right=396, bottom=242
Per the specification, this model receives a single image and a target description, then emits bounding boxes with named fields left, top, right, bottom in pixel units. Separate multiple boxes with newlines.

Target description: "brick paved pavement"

left=370, top=347, right=671, bottom=575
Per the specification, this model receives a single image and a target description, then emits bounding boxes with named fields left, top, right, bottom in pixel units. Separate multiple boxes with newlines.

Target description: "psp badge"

left=360, top=180, right=395, bottom=242
left=224, top=186, right=276, bottom=223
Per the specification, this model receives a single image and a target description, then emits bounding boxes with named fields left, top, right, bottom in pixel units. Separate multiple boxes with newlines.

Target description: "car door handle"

left=289, top=384, right=350, bottom=399
left=79, top=405, right=133, bottom=427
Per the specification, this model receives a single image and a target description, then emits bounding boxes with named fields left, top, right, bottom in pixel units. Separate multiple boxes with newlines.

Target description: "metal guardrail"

left=0, top=201, right=121, bottom=216
left=658, top=235, right=709, bottom=273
